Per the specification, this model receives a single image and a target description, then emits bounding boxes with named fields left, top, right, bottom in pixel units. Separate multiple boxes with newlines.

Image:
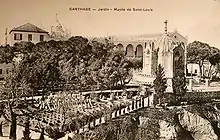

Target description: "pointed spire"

left=164, top=20, right=168, bottom=34
left=56, top=13, right=58, bottom=23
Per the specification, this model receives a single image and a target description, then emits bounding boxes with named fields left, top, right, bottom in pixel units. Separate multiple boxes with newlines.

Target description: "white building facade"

left=8, top=23, right=49, bottom=46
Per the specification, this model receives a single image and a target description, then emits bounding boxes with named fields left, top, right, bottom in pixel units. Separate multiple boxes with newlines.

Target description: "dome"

left=50, top=15, right=71, bottom=40
left=156, top=34, right=174, bottom=53
left=51, top=22, right=65, bottom=38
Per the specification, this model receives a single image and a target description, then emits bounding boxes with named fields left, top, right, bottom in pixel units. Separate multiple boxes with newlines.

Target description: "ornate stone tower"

left=156, top=20, right=186, bottom=92
left=141, top=20, right=187, bottom=92
left=142, top=41, right=152, bottom=75
left=156, top=34, right=175, bottom=92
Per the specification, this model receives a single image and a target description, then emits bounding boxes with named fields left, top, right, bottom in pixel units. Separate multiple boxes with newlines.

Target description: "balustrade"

left=95, top=118, right=100, bottom=126
left=134, top=100, right=138, bottom=110
left=78, top=94, right=153, bottom=134
left=2, top=88, right=155, bottom=137
left=125, top=106, right=129, bottom=114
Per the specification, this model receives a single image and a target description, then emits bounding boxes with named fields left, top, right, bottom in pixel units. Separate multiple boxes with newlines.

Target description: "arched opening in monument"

left=174, top=51, right=180, bottom=61
left=135, top=44, right=143, bottom=58
left=125, top=44, right=134, bottom=57
left=173, top=45, right=185, bottom=76
left=116, top=43, right=124, bottom=52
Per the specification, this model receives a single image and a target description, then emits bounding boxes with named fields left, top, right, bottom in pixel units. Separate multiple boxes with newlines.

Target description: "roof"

left=9, top=23, right=49, bottom=34
left=111, top=32, right=179, bottom=42
left=131, top=32, right=173, bottom=38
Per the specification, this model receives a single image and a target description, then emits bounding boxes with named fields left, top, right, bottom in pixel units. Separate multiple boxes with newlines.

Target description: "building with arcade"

left=111, top=21, right=188, bottom=92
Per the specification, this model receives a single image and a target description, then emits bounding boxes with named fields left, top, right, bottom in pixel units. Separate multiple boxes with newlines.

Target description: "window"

left=40, top=35, right=44, bottom=41
left=28, top=34, right=32, bottom=41
left=195, top=69, right=197, bottom=74
left=14, top=33, right=22, bottom=40
left=0, top=69, right=2, bottom=74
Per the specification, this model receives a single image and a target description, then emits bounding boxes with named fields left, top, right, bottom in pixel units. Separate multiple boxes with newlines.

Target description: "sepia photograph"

left=0, top=0, right=220, bottom=139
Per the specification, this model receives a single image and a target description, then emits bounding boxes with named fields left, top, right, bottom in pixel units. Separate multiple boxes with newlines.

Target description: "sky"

left=0, top=0, right=220, bottom=48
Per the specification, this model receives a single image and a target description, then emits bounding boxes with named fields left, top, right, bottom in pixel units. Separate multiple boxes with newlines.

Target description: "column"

left=205, top=79, right=210, bottom=87
left=137, top=100, right=140, bottom=109
left=188, top=78, right=193, bottom=92
left=101, top=116, right=105, bottom=124
left=90, top=120, right=94, bottom=128
left=112, top=111, right=116, bottom=118
left=144, top=97, right=148, bottom=107
left=121, top=108, right=125, bottom=115
left=125, top=106, right=129, bottom=114
left=134, top=100, right=137, bottom=110
left=140, top=97, right=143, bottom=108
left=116, top=110, right=120, bottom=116
left=149, top=93, right=154, bottom=107
left=166, top=52, right=173, bottom=93
left=95, top=118, right=100, bottom=126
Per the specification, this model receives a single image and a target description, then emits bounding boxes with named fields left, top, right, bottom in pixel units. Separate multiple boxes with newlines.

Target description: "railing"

left=2, top=88, right=155, bottom=139
left=67, top=93, right=154, bottom=135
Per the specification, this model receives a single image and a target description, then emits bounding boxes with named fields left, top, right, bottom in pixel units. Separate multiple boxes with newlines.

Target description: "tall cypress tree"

left=172, top=68, right=186, bottom=103
left=153, top=64, right=167, bottom=105
left=172, top=55, right=186, bottom=103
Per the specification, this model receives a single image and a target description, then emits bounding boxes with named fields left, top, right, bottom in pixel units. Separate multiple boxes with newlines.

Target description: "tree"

left=212, top=63, right=220, bottom=78
left=153, top=64, right=167, bottom=105
left=187, top=41, right=220, bottom=77
left=3, top=63, right=37, bottom=140
left=13, top=41, right=34, bottom=54
left=0, top=44, right=19, bottom=140
left=0, top=45, right=16, bottom=64
left=22, top=117, right=30, bottom=140
left=0, top=36, right=134, bottom=139
left=208, top=53, right=220, bottom=79
left=0, top=41, right=57, bottom=139
left=59, top=36, right=133, bottom=91
left=99, top=50, right=133, bottom=90
left=17, top=40, right=61, bottom=99
left=1, top=62, right=21, bottom=140
left=58, top=37, right=89, bottom=91
left=172, top=55, right=186, bottom=103
left=130, top=57, right=143, bottom=70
